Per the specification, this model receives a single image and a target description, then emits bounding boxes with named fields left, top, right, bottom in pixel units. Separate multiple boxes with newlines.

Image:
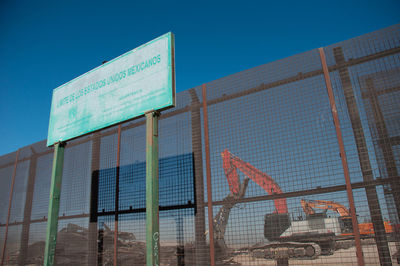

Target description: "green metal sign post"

left=44, top=142, right=65, bottom=266
left=146, top=111, right=160, bottom=266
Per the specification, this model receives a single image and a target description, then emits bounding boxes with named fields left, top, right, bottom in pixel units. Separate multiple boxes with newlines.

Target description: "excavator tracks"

left=250, top=242, right=322, bottom=260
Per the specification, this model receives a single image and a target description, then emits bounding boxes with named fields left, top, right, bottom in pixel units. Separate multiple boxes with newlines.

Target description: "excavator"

left=213, top=149, right=387, bottom=260
left=300, top=199, right=351, bottom=217
left=300, top=199, right=394, bottom=236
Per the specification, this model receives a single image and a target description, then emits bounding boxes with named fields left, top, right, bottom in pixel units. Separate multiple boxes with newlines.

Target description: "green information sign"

left=47, top=32, right=175, bottom=146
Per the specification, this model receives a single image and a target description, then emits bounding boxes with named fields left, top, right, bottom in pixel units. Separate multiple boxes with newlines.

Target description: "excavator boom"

left=222, top=149, right=288, bottom=213
left=300, top=199, right=350, bottom=217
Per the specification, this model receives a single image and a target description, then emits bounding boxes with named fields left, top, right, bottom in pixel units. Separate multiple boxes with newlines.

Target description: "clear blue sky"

left=0, top=0, right=399, bottom=156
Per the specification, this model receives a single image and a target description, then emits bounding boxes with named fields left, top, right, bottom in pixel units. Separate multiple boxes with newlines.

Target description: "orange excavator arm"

left=221, top=149, right=288, bottom=214
left=300, top=199, right=350, bottom=217
left=300, top=199, right=315, bottom=215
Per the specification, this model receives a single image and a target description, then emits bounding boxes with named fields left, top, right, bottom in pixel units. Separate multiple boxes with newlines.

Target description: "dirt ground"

left=4, top=226, right=400, bottom=266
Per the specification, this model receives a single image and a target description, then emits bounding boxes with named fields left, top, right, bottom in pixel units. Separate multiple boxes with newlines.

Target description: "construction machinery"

left=300, top=198, right=394, bottom=236
left=300, top=199, right=350, bottom=217
left=214, top=149, right=390, bottom=260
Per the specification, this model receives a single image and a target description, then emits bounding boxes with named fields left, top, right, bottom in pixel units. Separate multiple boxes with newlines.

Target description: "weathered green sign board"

left=47, top=32, right=175, bottom=146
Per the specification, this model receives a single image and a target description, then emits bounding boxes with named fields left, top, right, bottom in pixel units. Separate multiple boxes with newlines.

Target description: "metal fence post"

left=88, top=133, right=101, bottom=266
left=44, top=142, right=65, bottom=266
left=333, top=46, right=392, bottom=265
left=319, top=47, right=365, bottom=266
left=364, top=78, right=400, bottom=262
left=146, top=111, right=160, bottom=266
left=364, top=78, right=400, bottom=220
left=202, top=84, right=216, bottom=266
left=189, top=88, right=209, bottom=265
left=18, top=147, right=38, bottom=266
left=114, top=125, right=121, bottom=266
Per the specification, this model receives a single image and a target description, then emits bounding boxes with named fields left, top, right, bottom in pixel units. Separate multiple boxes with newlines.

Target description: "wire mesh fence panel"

left=158, top=111, right=196, bottom=266
left=55, top=218, right=90, bottom=265
left=0, top=162, right=15, bottom=263
left=352, top=187, right=400, bottom=266
left=8, top=160, right=29, bottom=224
left=59, top=141, right=92, bottom=217
left=112, top=109, right=197, bottom=265
left=204, top=50, right=323, bottom=104
left=95, top=131, right=119, bottom=266
left=26, top=222, right=47, bottom=265
left=19, top=151, right=54, bottom=265
left=119, top=124, right=146, bottom=212
left=98, top=132, right=119, bottom=215
left=0, top=165, right=14, bottom=224
left=187, top=86, right=211, bottom=266
left=98, top=215, right=116, bottom=265
left=323, top=26, right=400, bottom=265
left=2, top=225, right=22, bottom=265
left=158, top=209, right=196, bottom=266
left=1, top=160, right=30, bottom=266
left=118, top=213, right=146, bottom=266
left=48, top=140, right=93, bottom=265
left=0, top=227, right=4, bottom=264
left=31, top=152, right=53, bottom=220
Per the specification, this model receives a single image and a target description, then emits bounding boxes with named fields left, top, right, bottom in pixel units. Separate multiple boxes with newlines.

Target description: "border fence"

left=1, top=24, right=399, bottom=265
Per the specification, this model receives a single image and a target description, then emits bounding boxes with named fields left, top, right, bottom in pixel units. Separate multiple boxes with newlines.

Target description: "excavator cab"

left=264, top=213, right=291, bottom=241
left=338, top=216, right=354, bottom=234
left=301, top=199, right=355, bottom=235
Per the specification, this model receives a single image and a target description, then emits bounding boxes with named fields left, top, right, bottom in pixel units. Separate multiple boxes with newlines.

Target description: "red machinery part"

left=221, top=149, right=288, bottom=214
